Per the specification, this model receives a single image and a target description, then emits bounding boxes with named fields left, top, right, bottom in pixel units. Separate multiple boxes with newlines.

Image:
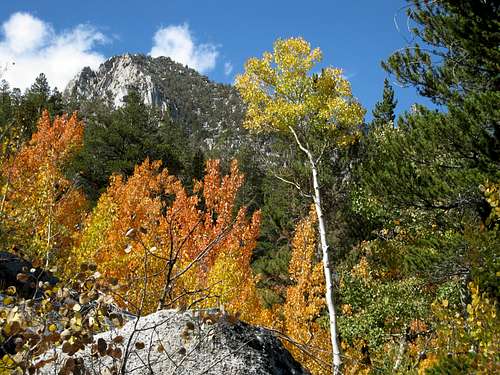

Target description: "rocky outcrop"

left=65, top=55, right=167, bottom=110
left=40, top=309, right=307, bottom=375
left=64, top=54, right=247, bottom=153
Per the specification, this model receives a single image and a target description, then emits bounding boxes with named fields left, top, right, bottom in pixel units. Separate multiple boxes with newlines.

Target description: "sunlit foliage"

left=279, top=208, right=331, bottom=374
left=1, top=111, right=87, bottom=268
left=72, top=159, right=261, bottom=315
left=235, top=37, right=365, bottom=146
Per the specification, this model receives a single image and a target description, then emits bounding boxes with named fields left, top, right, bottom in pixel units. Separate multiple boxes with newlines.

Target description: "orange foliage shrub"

left=1, top=111, right=87, bottom=268
left=281, top=208, right=332, bottom=374
left=74, top=159, right=261, bottom=315
left=257, top=208, right=332, bottom=374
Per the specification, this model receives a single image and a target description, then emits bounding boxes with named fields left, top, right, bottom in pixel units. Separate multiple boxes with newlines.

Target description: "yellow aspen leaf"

left=48, top=324, right=57, bottom=332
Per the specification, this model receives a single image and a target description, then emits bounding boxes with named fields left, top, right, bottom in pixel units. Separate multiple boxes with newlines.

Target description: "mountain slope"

left=64, top=54, right=247, bottom=153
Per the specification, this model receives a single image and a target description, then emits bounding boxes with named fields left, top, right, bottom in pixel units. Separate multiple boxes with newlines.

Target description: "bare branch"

left=272, top=172, right=312, bottom=198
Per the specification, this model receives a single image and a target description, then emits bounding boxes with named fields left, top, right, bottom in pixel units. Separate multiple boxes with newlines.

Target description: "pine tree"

left=382, top=0, right=499, bottom=168
left=353, top=3, right=500, bottom=370
left=0, top=81, right=15, bottom=160
left=382, top=0, right=499, bottom=106
left=17, top=73, right=52, bottom=140
left=191, top=148, right=205, bottom=182
left=47, top=87, right=65, bottom=116
left=72, top=88, right=188, bottom=199
left=370, top=78, right=396, bottom=129
left=360, top=0, right=500, bottom=214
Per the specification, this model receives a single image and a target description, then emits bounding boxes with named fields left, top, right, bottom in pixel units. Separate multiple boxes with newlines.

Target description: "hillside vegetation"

left=0, top=1, right=498, bottom=374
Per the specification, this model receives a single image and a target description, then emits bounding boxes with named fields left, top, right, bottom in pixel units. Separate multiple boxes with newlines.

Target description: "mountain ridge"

left=64, top=54, right=247, bottom=153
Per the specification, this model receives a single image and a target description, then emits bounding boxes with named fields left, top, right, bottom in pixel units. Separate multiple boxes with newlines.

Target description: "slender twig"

left=272, top=172, right=312, bottom=198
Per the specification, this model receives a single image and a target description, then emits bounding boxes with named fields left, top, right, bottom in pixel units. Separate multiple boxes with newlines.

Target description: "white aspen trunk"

left=393, top=335, right=406, bottom=372
left=45, top=204, right=53, bottom=269
left=288, top=127, right=342, bottom=374
left=310, top=158, right=342, bottom=374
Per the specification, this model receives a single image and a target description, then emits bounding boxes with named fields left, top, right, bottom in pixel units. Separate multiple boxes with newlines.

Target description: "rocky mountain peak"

left=65, top=54, right=164, bottom=109
left=65, top=54, right=247, bottom=152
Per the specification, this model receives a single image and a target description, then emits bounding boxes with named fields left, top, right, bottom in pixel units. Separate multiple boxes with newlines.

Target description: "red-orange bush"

left=1, top=111, right=87, bottom=268
left=73, top=159, right=261, bottom=315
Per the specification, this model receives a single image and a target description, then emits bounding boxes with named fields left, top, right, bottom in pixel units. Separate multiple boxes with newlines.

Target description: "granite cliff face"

left=65, top=54, right=247, bottom=152
left=65, top=56, right=166, bottom=109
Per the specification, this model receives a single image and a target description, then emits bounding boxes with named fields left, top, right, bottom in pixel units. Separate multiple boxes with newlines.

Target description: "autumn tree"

left=279, top=208, right=331, bottom=374
left=72, top=158, right=261, bottom=316
left=0, top=75, right=64, bottom=168
left=1, top=111, right=87, bottom=268
left=236, top=37, right=365, bottom=373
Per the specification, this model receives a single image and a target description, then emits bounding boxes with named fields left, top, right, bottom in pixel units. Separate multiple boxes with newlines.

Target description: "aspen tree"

left=236, top=37, right=365, bottom=373
left=1, top=111, right=87, bottom=267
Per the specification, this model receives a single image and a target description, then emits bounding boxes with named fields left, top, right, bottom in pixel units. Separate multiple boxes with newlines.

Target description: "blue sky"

left=0, top=0, right=431, bottom=120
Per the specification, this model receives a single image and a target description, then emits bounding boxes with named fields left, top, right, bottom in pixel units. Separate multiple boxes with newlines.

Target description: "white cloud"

left=0, top=12, right=107, bottom=91
left=150, top=23, right=218, bottom=73
left=223, top=61, right=233, bottom=76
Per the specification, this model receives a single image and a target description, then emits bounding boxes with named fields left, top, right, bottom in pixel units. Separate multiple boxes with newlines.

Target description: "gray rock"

left=40, top=309, right=308, bottom=375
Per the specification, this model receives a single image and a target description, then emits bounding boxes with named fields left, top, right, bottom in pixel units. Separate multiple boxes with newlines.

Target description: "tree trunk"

left=288, top=126, right=342, bottom=374
left=310, top=158, right=342, bottom=374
